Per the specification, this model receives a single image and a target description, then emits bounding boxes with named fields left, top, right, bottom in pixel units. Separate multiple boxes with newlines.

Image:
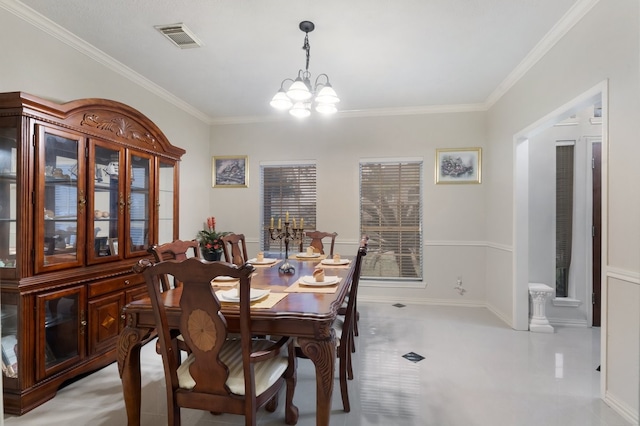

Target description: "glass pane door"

left=157, top=160, right=176, bottom=244
left=35, top=126, right=85, bottom=273
left=126, top=150, right=153, bottom=256
left=0, top=117, right=18, bottom=272
left=36, top=285, right=85, bottom=380
left=88, top=140, right=123, bottom=263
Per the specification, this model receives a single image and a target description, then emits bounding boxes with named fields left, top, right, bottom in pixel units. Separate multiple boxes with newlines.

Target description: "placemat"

left=289, top=254, right=328, bottom=261
left=248, top=258, right=281, bottom=268
left=315, top=260, right=351, bottom=269
left=216, top=291, right=288, bottom=309
left=284, top=278, right=341, bottom=293
left=210, top=272, right=258, bottom=287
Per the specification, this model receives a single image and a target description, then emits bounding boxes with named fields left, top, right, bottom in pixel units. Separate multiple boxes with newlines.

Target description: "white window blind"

left=360, top=160, right=423, bottom=280
left=261, top=163, right=316, bottom=252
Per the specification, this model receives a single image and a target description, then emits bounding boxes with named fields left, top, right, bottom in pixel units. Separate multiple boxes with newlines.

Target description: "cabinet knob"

left=81, top=320, right=87, bottom=326
left=124, top=280, right=130, bottom=286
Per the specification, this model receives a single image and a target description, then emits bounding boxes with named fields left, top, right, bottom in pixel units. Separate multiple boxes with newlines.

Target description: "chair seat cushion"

left=177, top=339, right=288, bottom=396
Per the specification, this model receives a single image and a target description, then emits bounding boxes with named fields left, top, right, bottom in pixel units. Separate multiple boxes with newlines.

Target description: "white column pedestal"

left=528, top=283, right=554, bottom=333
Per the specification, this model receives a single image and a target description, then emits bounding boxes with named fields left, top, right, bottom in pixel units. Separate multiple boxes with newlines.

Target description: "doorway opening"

left=513, top=82, right=607, bottom=331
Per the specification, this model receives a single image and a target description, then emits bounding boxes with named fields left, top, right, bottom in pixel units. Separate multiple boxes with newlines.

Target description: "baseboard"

left=548, top=317, right=589, bottom=327
left=604, top=390, right=639, bottom=425
left=358, top=295, right=485, bottom=308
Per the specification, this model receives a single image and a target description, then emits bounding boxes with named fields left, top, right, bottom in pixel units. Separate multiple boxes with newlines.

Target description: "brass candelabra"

left=268, top=221, right=304, bottom=274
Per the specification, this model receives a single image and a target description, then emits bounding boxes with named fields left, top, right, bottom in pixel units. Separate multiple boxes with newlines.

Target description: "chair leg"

left=354, top=310, right=360, bottom=336
left=266, top=394, right=279, bottom=412
left=285, top=344, right=299, bottom=425
left=339, top=345, right=351, bottom=412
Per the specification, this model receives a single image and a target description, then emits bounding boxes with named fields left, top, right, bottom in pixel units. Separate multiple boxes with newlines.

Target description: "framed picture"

left=109, top=238, right=118, bottom=256
left=212, top=155, right=248, bottom=188
left=435, top=148, right=482, bottom=184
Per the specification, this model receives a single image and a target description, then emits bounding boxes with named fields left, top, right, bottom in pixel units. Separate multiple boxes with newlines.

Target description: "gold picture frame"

left=435, top=148, right=482, bottom=184
left=212, top=155, right=248, bottom=188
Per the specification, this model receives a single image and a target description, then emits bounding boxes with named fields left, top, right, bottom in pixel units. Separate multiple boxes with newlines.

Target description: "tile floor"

left=3, top=302, right=632, bottom=425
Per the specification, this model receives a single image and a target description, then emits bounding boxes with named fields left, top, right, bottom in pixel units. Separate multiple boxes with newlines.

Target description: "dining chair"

left=148, top=239, right=199, bottom=291
left=147, top=239, right=200, bottom=358
left=222, top=232, right=249, bottom=265
left=136, top=257, right=299, bottom=426
left=299, top=231, right=338, bottom=256
left=296, top=236, right=367, bottom=413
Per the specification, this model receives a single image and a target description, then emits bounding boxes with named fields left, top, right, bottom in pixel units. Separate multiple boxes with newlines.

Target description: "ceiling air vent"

left=155, top=23, right=203, bottom=49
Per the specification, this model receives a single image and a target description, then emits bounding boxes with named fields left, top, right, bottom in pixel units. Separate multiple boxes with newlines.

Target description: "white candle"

left=270, top=217, right=274, bottom=228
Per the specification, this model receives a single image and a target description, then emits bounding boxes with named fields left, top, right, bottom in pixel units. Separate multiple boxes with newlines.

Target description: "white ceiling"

left=14, top=0, right=584, bottom=123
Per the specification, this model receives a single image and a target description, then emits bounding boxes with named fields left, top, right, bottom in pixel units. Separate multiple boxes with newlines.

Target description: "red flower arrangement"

left=197, top=216, right=227, bottom=255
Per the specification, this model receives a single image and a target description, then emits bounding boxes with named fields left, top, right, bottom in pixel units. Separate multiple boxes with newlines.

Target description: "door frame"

left=512, top=81, right=608, bottom=331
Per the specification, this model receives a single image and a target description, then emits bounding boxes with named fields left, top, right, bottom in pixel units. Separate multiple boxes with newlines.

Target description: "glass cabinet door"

left=87, top=140, right=124, bottom=263
left=35, top=285, right=86, bottom=380
left=157, top=160, right=176, bottom=244
left=126, top=150, right=153, bottom=256
left=35, top=126, right=85, bottom=273
left=0, top=117, right=18, bottom=273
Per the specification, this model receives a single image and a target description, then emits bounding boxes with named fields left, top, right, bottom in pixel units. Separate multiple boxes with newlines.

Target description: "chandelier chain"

left=303, top=33, right=311, bottom=72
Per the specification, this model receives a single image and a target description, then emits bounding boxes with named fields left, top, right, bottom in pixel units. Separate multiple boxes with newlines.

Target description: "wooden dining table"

left=117, top=256, right=354, bottom=426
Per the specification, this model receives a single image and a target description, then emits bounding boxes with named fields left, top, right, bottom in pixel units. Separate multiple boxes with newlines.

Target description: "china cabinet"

left=0, top=92, right=185, bottom=414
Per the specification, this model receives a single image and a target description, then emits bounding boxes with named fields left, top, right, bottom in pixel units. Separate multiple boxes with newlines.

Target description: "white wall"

left=486, top=0, right=640, bottom=422
left=210, top=113, right=490, bottom=305
left=0, top=6, right=212, bottom=242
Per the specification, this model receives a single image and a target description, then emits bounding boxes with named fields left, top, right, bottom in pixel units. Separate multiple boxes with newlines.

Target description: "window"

left=261, top=162, right=316, bottom=252
left=360, top=159, right=423, bottom=280
left=556, top=142, right=574, bottom=297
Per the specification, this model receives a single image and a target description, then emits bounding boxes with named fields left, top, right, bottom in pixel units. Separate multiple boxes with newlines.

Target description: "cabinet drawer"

left=88, top=274, right=143, bottom=298
left=125, top=286, right=148, bottom=304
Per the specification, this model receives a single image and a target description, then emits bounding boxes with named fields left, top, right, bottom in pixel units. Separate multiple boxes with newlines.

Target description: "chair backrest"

left=148, top=239, right=199, bottom=291
left=137, top=257, right=262, bottom=419
left=300, top=230, right=338, bottom=256
left=221, top=233, right=249, bottom=265
left=342, top=236, right=368, bottom=335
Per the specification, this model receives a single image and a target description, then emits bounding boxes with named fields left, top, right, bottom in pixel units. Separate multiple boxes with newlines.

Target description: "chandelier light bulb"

left=286, top=77, right=313, bottom=101
left=270, top=90, right=293, bottom=110
left=289, top=102, right=311, bottom=118
left=315, top=84, right=340, bottom=104
left=270, top=21, right=338, bottom=118
left=315, top=103, right=337, bottom=114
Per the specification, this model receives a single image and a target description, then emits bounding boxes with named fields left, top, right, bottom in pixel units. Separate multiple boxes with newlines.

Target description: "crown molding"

left=2, top=0, right=211, bottom=124
left=484, top=0, right=601, bottom=108
left=5, top=0, right=600, bottom=125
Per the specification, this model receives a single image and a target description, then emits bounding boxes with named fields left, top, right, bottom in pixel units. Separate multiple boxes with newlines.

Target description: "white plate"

left=296, top=252, right=321, bottom=258
left=248, top=258, right=277, bottom=265
left=212, top=275, right=238, bottom=282
left=299, top=276, right=340, bottom=286
left=320, top=259, right=350, bottom=266
left=219, top=288, right=270, bottom=302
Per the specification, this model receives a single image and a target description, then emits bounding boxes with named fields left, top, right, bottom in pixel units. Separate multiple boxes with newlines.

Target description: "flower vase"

left=202, top=250, right=222, bottom=261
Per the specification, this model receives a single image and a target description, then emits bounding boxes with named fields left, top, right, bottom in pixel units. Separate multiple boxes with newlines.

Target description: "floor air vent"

left=155, top=23, right=203, bottom=49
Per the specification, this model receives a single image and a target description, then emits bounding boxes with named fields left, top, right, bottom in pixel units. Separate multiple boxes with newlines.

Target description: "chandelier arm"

left=314, top=73, right=330, bottom=90
left=279, top=78, right=295, bottom=90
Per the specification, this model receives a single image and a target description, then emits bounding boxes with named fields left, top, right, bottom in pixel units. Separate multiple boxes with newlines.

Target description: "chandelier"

left=270, top=21, right=340, bottom=118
